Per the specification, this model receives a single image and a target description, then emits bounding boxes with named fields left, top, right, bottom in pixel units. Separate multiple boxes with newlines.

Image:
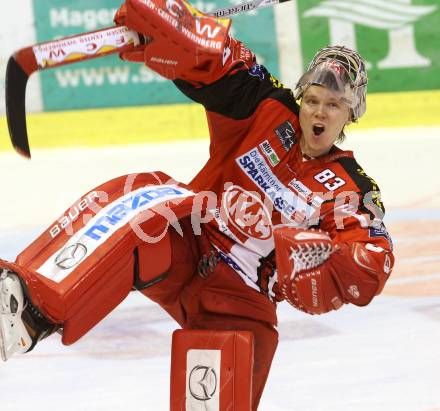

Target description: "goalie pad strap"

left=133, top=231, right=172, bottom=290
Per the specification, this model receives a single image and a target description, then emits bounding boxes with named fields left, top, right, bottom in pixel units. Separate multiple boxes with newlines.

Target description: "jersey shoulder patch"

left=335, top=156, right=385, bottom=215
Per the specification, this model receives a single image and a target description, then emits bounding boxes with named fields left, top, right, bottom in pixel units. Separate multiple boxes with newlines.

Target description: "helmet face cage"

left=294, top=45, right=368, bottom=121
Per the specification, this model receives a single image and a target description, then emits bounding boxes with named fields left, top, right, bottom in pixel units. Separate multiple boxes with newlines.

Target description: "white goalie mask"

left=294, top=45, right=368, bottom=121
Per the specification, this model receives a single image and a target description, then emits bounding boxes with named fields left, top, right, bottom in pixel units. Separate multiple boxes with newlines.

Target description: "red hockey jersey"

left=172, top=37, right=393, bottom=302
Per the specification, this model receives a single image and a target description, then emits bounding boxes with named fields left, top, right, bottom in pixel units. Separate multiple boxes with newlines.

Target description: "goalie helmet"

left=294, top=45, right=368, bottom=121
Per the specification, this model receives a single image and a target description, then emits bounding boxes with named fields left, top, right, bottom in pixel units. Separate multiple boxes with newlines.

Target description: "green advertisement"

left=297, top=0, right=440, bottom=92
left=32, top=0, right=280, bottom=111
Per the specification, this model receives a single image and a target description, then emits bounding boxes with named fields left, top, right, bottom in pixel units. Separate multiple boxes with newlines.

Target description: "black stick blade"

left=5, top=56, right=31, bottom=158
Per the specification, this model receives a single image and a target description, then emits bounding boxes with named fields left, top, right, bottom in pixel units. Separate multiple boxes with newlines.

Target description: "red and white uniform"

left=173, top=38, right=393, bottom=303
left=1, top=3, right=394, bottom=408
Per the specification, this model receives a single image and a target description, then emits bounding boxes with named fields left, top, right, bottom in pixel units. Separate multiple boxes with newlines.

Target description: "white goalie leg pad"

left=0, top=269, right=32, bottom=361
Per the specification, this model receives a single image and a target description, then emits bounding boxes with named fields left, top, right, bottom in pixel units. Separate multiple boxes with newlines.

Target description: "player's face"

left=299, top=85, right=351, bottom=158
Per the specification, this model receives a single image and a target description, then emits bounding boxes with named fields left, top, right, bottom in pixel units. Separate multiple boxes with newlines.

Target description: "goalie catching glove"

left=274, top=227, right=394, bottom=315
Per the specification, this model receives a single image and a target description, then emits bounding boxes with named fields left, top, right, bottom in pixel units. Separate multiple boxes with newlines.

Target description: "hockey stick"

left=5, top=0, right=291, bottom=158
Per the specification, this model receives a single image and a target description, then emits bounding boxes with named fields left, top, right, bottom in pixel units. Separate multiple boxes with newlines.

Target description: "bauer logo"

left=298, top=0, right=439, bottom=93
left=36, top=184, right=194, bottom=283
left=49, top=191, right=99, bottom=239
left=187, top=349, right=220, bottom=409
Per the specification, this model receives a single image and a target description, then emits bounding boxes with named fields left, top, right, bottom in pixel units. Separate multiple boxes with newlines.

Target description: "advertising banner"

left=31, top=0, right=280, bottom=111
left=297, top=0, right=440, bottom=92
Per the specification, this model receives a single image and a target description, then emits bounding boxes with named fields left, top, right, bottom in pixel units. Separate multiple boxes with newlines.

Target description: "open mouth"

left=313, top=125, right=325, bottom=136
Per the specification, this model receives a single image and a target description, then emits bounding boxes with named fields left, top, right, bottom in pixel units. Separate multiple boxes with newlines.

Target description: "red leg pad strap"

left=170, top=329, right=254, bottom=410
left=134, top=231, right=172, bottom=290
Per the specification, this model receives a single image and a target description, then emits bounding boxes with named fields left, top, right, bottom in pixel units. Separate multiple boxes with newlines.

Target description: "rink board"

left=1, top=89, right=440, bottom=152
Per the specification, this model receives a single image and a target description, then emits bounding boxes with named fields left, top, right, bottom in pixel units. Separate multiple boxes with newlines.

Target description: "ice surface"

left=1, top=128, right=439, bottom=411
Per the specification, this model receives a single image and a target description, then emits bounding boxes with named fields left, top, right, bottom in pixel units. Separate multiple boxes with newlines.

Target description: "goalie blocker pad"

left=114, top=0, right=231, bottom=81
left=171, top=329, right=253, bottom=410
left=6, top=172, right=203, bottom=345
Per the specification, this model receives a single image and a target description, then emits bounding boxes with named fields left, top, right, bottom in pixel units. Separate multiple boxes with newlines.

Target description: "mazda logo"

left=189, top=365, right=217, bottom=401
left=55, top=243, right=87, bottom=269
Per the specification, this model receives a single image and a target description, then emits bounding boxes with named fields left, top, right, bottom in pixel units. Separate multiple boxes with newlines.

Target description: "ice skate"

left=0, top=269, right=33, bottom=361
